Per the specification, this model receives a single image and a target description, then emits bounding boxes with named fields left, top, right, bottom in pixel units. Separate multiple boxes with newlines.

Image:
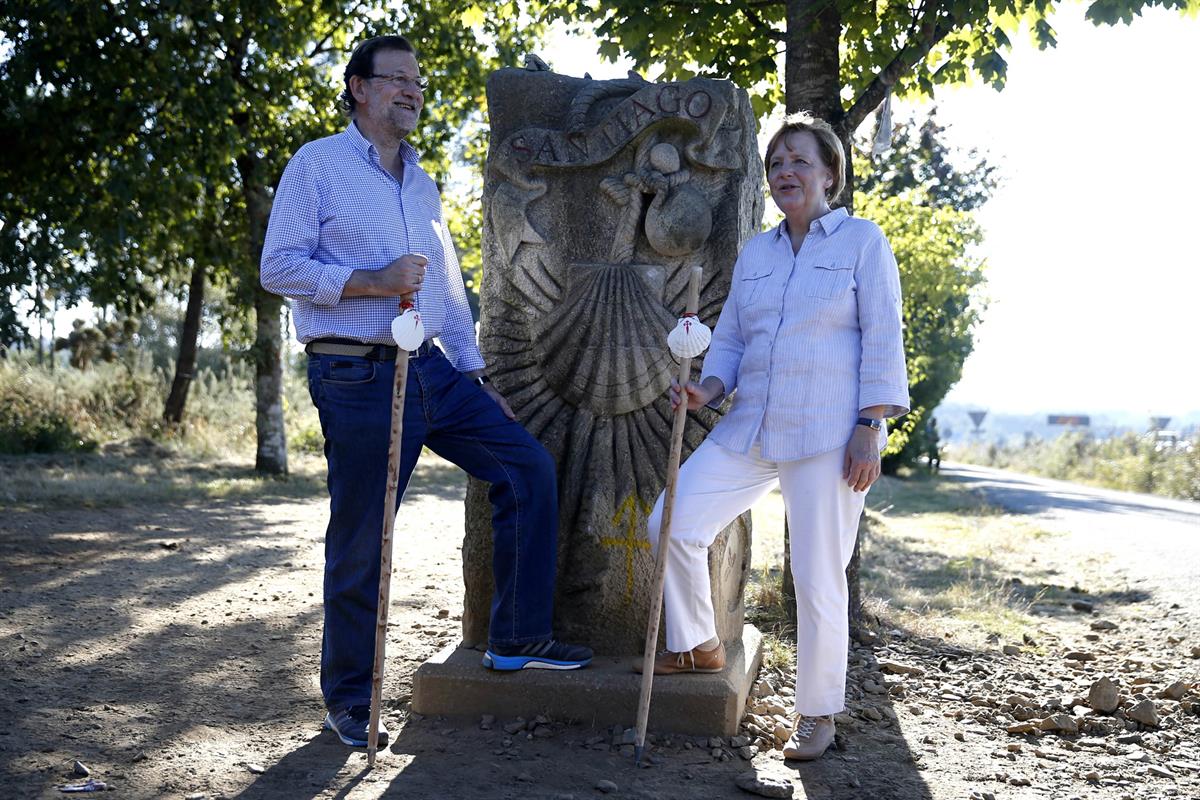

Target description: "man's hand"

left=843, top=424, right=882, bottom=492
left=343, top=253, right=427, bottom=299
left=482, top=382, right=517, bottom=420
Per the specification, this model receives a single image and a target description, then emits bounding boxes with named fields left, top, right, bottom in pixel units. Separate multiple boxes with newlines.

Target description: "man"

left=261, top=35, right=591, bottom=750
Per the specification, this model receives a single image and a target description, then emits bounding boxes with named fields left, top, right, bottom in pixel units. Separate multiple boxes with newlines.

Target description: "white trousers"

left=647, top=439, right=866, bottom=716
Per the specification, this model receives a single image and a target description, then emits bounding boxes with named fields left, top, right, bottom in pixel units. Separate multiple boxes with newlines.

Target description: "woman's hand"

left=843, top=424, right=882, bottom=492
left=669, top=377, right=724, bottom=411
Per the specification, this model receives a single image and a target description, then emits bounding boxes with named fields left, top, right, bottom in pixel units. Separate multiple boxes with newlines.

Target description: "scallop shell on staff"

left=667, top=315, right=711, bottom=359
left=391, top=307, right=425, bottom=351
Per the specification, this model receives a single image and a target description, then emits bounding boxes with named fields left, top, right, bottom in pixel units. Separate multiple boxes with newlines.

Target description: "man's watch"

left=474, top=375, right=492, bottom=387
left=855, top=417, right=883, bottom=431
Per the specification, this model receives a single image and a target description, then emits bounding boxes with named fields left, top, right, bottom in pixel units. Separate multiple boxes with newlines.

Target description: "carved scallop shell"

left=391, top=306, right=425, bottom=351
left=532, top=263, right=676, bottom=416
left=667, top=314, right=711, bottom=359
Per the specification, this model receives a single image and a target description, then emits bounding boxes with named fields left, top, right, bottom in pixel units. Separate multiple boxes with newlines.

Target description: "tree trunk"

left=253, top=284, right=288, bottom=475
left=163, top=261, right=206, bottom=424
left=237, top=151, right=288, bottom=475
left=784, top=0, right=865, bottom=624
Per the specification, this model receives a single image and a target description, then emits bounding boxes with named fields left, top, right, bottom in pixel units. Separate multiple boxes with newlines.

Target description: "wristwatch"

left=855, top=417, right=882, bottom=431
left=474, top=375, right=492, bottom=387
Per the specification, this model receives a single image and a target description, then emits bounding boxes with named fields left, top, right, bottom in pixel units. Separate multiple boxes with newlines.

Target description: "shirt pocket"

left=738, top=263, right=775, bottom=306
left=807, top=263, right=855, bottom=300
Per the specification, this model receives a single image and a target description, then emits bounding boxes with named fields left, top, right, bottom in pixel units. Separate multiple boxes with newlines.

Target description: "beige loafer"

left=632, top=642, right=726, bottom=675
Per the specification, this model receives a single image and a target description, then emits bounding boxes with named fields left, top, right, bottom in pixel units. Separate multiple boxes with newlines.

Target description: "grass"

left=744, top=472, right=1068, bottom=653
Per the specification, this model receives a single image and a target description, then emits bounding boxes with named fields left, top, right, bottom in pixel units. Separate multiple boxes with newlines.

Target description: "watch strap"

left=855, top=416, right=882, bottom=431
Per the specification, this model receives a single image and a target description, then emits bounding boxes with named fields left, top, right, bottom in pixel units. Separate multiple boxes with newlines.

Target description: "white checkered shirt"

left=701, top=208, right=910, bottom=461
left=260, top=122, right=485, bottom=372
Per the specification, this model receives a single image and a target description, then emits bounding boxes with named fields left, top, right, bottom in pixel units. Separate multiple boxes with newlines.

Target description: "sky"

left=544, top=5, right=1200, bottom=421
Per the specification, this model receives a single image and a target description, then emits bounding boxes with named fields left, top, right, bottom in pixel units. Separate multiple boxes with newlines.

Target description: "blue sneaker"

left=482, top=639, right=593, bottom=671
left=324, top=706, right=389, bottom=748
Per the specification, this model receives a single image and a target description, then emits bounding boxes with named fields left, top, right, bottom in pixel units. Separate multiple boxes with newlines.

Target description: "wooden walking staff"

left=367, top=299, right=424, bottom=767
left=634, top=265, right=712, bottom=766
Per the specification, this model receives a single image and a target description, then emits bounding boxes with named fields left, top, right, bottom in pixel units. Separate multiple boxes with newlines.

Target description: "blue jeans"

left=307, top=345, right=558, bottom=714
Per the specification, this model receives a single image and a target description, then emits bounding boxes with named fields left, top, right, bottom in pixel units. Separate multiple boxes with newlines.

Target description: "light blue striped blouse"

left=260, top=123, right=485, bottom=373
left=701, top=208, right=910, bottom=461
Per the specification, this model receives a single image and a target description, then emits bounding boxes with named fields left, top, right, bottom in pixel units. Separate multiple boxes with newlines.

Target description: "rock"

left=862, top=680, right=886, bottom=694
left=503, top=719, right=526, bottom=735
left=480, top=714, right=496, bottom=729
left=1160, top=681, right=1187, bottom=701
left=595, top=779, right=618, bottom=793
left=1006, top=722, right=1039, bottom=735
left=1191, top=646, right=1200, bottom=659
left=1091, top=619, right=1119, bottom=631
left=862, top=707, right=883, bottom=722
left=1148, top=764, right=1174, bottom=778
left=1128, top=699, right=1160, bottom=727
left=619, top=728, right=637, bottom=746
left=245, top=763, right=265, bottom=774
left=1040, top=714, right=1079, bottom=734
left=1002, top=644, right=1022, bottom=656
left=1088, top=677, right=1121, bottom=713
left=1085, top=770, right=1101, bottom=782
left=436, top=608, right=450, bottom=618
left=730, top=734, right=752, bottom=748
left=1071, top=600, right=1094, bottom=613
left=1065, top=651, right=1097, bottom=662
left=773, top=724, right=791, bottom=742
left=738, top=745, right=758, bottom=760
left=708, top=736, right=724, bottom=749
left=516, top=773, right=535, bottom=783
left=878, top=659, right=924, bottom=676
left=73, top=761, right=90, bottom=777
left=734, top=771, right=794, bottom=798
left=185, top=794, right=205, bottom=800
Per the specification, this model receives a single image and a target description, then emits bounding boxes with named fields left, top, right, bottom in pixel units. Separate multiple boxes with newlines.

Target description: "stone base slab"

left=411, top=624, right=762, bottom=736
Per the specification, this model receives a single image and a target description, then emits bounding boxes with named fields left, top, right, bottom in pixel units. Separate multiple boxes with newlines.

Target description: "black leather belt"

left=305, top=338, right=435, bottom=360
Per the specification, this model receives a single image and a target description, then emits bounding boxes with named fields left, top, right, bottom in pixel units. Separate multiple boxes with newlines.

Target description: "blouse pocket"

left=739, top=264, right=775, bottom=306
left=806, top=263, right=855, bottom=300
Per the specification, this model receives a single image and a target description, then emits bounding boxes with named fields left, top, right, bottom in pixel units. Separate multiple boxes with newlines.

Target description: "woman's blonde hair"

left=763, top=112, right=846, bottom=203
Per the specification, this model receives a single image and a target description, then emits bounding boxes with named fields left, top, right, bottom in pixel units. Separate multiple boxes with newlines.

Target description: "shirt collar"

left=773, top=206, right=850, bottom=240
left=345, top=121, right=420, bottom=167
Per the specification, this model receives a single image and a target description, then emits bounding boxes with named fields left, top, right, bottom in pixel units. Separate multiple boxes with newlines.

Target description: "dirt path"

left=2, top=457, right=1198, bottom=799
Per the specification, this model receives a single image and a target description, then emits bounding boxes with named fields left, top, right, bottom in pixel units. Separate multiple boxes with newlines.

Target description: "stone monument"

left=413, top=64, right=765, bottom=733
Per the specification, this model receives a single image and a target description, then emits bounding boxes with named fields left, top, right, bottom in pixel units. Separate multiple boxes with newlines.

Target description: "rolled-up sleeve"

left=260, top=150, right=356, bottom=307
left=435, top=218, right=486, bottom=373
left=856, top=230, right=910, bottom=418
left=700, top=253, right=747, bottom=401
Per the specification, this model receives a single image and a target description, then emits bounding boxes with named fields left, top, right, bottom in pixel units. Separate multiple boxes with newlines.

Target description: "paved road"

left=939, top=461, right=1200, bottom=612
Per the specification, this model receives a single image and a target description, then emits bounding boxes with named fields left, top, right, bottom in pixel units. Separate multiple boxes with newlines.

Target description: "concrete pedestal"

left=412, top=624, right=762, bottom=736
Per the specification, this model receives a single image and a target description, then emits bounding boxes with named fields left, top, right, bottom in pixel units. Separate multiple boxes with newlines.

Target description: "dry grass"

left=745, top=472, right=1066, bottom=653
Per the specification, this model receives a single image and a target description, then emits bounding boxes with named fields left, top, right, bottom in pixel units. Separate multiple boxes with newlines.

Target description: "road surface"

left=939, top=461, right=1200, bottom=612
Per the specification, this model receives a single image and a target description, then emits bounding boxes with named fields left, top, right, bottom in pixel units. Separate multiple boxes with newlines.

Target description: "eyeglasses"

left=365, top=72, right=429, bottom=92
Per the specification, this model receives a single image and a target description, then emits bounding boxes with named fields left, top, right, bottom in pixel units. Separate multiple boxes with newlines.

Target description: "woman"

left=638, top=112, right=909, bottom=761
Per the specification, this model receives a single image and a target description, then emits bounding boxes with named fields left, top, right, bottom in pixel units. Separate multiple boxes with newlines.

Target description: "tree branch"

left=307, top=0, right=368, bottom=60
left=839, top=0, right=956, bottom=137
left=743, top=5, right=786, bottom=42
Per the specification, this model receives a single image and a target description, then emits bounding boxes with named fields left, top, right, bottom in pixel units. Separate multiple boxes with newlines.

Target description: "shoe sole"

left=482, top=651, right=592, bottom=671
left=324, top=713, right=388, bottom=748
